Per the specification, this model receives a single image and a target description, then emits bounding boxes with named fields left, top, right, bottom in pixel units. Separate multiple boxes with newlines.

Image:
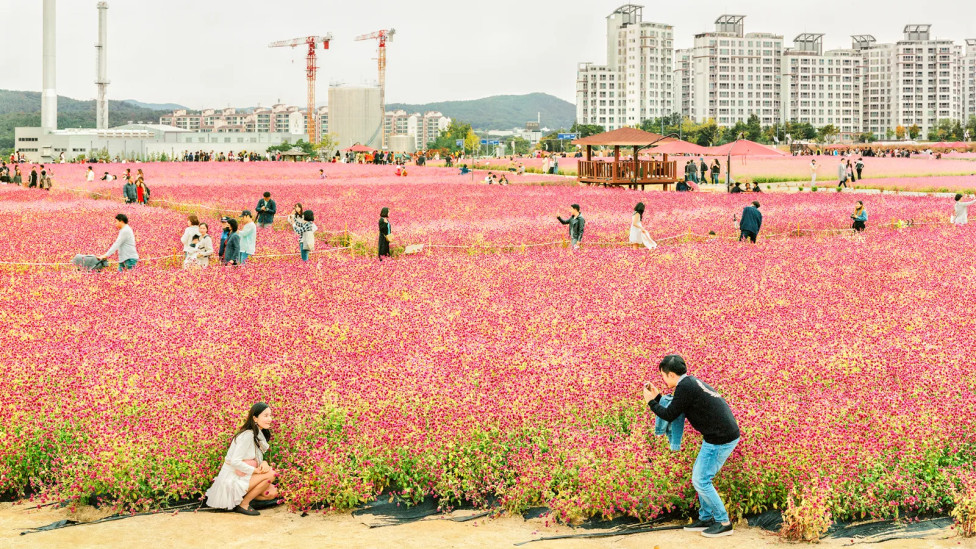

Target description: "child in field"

left=183, top=234, right=202, bottom=268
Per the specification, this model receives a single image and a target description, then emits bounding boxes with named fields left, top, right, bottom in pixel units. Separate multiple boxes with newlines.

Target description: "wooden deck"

left=578, top=160, right=679, bottom=191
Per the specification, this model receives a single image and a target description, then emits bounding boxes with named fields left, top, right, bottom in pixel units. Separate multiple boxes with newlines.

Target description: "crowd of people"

left=93, top=186, right=403, bottom=269
left=0, top=162, right=53, bottom=189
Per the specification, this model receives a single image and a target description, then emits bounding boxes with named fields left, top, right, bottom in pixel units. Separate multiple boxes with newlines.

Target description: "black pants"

left=838, top=179, right=848, bottom=188
left=856, top=168, right=862, bottom=180
left=739, top=230, right=757, bottom=243
left=852, top=220, right=865, bottom=232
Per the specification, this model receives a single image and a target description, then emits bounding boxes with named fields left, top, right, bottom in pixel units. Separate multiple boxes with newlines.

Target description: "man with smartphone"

left=643, top=355, right=740, bottom=538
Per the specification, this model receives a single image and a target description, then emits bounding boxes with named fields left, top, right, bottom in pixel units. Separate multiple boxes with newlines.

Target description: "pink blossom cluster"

left=1, top=168, right=975, bottom=525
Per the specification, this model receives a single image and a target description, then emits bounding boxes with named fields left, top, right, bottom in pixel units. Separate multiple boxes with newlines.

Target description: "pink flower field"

left=1, top=164, right=975, bottom=529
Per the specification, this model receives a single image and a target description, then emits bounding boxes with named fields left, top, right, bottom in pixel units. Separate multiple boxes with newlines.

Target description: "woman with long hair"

left=629, top=202, right=648, bottom=246
left=205, top=403, right=278, bottom=515
left=378, top=207, right=392, bottom=261
left=851, top=201, right=867, bottom=232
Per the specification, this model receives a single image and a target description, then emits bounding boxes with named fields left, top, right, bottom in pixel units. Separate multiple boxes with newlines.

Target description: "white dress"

left=205, top=431, right=268, bottom=509
left=629, top=214, right=644, bottom=244
left=953, top=200, right=976, bottom=225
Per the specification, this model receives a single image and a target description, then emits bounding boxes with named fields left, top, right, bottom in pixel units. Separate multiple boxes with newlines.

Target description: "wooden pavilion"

left=572, top=128, right=679, bottom=190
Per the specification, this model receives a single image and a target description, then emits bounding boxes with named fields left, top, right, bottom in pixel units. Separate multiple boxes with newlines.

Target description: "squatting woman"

left=205, top=402, right=279, bottom=516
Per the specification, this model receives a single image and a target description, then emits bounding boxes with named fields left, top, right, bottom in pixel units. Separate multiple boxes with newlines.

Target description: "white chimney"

left=42, top=0, right=57, bottom=133
left=96, top=2, right=110, bottom=129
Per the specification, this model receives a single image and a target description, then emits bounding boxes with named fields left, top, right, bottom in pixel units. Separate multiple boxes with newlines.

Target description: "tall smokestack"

left=41, top=0, right=57, bottom=133
left=96, top=2, right=109, bottom=129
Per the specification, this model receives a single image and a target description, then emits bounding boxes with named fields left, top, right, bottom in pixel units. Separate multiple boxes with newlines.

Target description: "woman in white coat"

left=180, top=215, right=202, bottom=261
left=205, top=403, right=279, bottom=516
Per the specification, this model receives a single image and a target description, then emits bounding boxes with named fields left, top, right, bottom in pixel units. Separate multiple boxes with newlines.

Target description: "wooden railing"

left=578, top=160, right=678, bottom=185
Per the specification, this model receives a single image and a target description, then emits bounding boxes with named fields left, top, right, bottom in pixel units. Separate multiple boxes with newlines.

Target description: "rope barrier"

left=0, top=184, right=956, bottom=270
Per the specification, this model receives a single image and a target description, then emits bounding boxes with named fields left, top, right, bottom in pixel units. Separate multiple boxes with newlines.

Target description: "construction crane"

left=355, top=29, right=395, bottom=150
left=269, top=34, right=333, bottom=145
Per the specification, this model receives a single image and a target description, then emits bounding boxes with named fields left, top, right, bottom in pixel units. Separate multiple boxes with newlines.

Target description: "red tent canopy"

left=710, top=139, right=786, bottom=156
left=343, top=144, right=377, bottom=153
left=649, top=139, right=710, bottom=156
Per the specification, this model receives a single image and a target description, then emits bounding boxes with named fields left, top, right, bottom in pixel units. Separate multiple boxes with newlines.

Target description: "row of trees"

left=537, top=114, right=976, bottom=151
left=260, top=115, right=976, bottom=160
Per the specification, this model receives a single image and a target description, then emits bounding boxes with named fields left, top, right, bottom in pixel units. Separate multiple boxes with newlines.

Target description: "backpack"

left=301, top=228, right=316, bottom=252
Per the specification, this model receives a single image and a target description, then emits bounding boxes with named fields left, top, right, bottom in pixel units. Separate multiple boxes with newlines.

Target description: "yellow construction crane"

left=269, top=34, right=333, bottom=144
left=355, top=29, right=396, bottom=150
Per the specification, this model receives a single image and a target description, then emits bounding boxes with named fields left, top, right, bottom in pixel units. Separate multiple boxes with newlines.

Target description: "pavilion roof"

left=572, top=127, right=671, bottom=147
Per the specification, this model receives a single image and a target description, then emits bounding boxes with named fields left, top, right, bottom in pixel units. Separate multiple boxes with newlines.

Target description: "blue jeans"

left=692, top=438, right=740, bottom=524
left=239, top=252, right=250, bottom=265
left=300, top=245, right=309, bottom=262
left=653, top=395, right=685, bottom=451
left=118, top=259, right=137, bottom=272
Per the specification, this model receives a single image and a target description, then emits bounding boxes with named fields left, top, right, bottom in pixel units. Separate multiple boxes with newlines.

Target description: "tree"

left=908, top=124, right=921, bottom=140
left=745, top=114, right=762, bottom=142
left=816, top=125, right=839, bottom=144
left=886, top=128, right=896, bottom=141
left=313, top=133, right=339, bottom=159
left=570, top=123, right=604, bottom=139
left=427, top=121, right=479, bottom=153
left=694, top=119, right=719, bottom=146
left=895, top=126, right=906, bottom=140
left=966, top=116, right=976, bottom=142
left=856, top=132, right=877, bottom=144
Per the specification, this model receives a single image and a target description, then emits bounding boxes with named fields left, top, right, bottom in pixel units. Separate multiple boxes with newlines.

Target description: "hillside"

left=0, top=90, right=171, bottom=151
left=387, top=93, right=575, bottom=131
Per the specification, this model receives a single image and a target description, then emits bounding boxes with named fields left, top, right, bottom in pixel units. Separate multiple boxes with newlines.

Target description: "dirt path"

left=0, top=502, right=961, bottom=549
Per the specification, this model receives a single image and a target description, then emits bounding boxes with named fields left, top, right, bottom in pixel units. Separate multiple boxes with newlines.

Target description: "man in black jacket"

left=738, top=201, right=762, bottom=243
left=557, top=204, right=585, bottom=250
left=255, top=192, right=277, bottom=228
left=644, top=355, right=740, bottom=538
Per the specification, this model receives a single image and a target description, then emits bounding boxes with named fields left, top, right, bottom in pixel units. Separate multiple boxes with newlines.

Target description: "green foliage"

left=570, top=123, right=604, bottom=139
left=927, top=119, right=965, bottom=142
left=427, top=121, right=479, bottom=153
left=816, top=124, right=839, bottom=144
left=387, top=93, right=575, bottom=131
left=267, top=140, right=315, bottom=155
left=0, top=90, right=172, bottom=150
left=908, top=124, right=921, bottom=140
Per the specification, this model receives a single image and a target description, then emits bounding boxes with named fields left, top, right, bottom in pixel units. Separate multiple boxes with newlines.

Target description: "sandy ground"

left=0, top=502, right=964, bottom=549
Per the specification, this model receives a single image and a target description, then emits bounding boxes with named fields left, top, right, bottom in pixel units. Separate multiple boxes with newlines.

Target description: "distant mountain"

left=0, top=89, right=172, bottom=151
left=122, top=100, right=187, bottom=111
left=387, top=93, right=575, bottom=131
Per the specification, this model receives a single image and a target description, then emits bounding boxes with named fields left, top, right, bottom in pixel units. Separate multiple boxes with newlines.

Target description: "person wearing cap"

left=738, top=201, right=762, bottom=243
left=218, top=217, right=231, bottom=261
left=557, top=204, right=585, bottom=250
left=98, top=213, right=139, bottom=272
left=223, top=219, right=241, bottom=266
left=255, top=192, right=277, bottom=229
left=238, top=211, right=257, bottom=265
left=643, top=355, right=740, bottom=538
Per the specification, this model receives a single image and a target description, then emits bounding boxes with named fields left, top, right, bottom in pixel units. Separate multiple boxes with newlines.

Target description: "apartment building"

left=576, top=4, right=674, bottom=131
left=385, top=110, right=451, bottom=151
left=781, top=34, right=862, bottom=139
left=687, top=15, right=783, bottom=128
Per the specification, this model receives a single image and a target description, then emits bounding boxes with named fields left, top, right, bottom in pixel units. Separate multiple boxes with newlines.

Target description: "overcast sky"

left=1, top=0, right=974, bottom=109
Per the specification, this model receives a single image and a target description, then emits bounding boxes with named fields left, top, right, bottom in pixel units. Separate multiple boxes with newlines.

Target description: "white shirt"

left=105, top=225, right=138, bottom=262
